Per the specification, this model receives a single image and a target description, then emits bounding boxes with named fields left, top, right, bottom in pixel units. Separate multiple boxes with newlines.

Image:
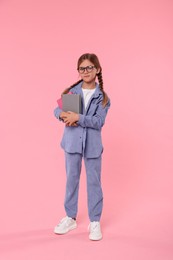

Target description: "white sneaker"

left=54, top=216, right=77, bottom=234
left=88, top=221, right=102, bottom=241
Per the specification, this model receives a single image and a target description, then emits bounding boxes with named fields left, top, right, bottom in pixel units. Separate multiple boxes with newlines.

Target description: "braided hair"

left=62, top=53, right=109, bottom=107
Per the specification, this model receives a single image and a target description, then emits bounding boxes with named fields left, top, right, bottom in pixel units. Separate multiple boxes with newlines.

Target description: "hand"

left=65, top=122, right=78, bottom=127
left=59, top=111, right=68, bottom=119
left=60, top=111, right=79, bottom=126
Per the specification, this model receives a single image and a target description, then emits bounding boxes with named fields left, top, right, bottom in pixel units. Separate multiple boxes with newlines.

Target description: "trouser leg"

left=84, top=155, right=103, bottom=222
left=64, top=152, right=82, bottom=218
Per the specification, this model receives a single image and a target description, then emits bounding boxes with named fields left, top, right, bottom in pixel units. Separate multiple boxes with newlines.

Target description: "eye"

left=86, top=66, right=95, bottom=72
left=78, top=67, right=85, bottom=72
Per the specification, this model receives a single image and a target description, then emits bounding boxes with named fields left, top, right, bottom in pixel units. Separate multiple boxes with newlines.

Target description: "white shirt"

left=82, top=88, right=96, bottom=109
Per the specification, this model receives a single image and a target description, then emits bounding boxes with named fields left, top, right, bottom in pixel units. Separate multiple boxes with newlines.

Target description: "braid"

left=62, top=79, right=83, bottom=95
left=97, top=71, right=109, bottom=107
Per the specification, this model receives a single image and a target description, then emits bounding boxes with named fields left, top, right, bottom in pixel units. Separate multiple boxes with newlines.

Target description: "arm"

left=54, top=107, right=78, bottom=126
left=62, top=99, right=111, bottom=130
left=54, top=106, right=63, bottom=121
left=78, top=99, right=111, bottom=130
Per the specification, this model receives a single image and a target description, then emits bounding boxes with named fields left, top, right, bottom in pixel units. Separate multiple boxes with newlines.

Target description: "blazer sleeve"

left=77, top=99, right=111, bottom=130
left=54, top=106, right=63, bottom=121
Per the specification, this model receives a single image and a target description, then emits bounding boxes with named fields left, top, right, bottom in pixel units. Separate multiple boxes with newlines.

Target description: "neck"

left=82, top=81, right=96, bottom=89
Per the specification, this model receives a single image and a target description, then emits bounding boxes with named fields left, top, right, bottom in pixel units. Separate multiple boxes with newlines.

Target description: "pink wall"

left=0, top=0, right=173, bottom=259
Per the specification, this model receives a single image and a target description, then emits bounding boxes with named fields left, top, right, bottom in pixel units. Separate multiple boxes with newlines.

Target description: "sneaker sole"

left=54, top=224, right=77, bottom=235
left=89, top=235, right=102, bottom=241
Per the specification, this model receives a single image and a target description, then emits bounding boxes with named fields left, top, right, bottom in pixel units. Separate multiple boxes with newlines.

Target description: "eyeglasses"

left=78, top=65, right=96, bottom=74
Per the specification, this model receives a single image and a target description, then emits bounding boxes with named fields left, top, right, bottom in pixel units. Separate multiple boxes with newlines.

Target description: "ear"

left=96, top=68, right=101, bottom=74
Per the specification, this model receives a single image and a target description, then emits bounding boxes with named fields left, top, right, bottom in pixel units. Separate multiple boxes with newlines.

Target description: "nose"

left=83, top=68, right=89, bottom=73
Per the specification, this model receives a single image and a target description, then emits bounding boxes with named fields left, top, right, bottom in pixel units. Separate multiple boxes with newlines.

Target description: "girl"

left=54, top=53, right=110, bottom=241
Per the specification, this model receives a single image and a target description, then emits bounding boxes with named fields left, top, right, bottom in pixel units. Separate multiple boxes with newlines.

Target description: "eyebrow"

left=79, top=65, right=94, bottom=68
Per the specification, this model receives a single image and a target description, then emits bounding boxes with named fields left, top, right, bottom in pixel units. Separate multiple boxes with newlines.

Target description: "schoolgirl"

left=54, top=53, right=110, bottom=240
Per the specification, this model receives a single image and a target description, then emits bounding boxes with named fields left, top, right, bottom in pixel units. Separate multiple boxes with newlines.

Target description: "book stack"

left=57, top=93, right=82, bottom=114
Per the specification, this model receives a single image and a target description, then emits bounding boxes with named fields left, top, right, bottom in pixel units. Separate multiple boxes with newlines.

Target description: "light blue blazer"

left=54, top=81, right=111, bottom=158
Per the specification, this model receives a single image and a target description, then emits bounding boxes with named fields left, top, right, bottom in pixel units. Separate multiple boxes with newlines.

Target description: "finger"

left=62, top=112, right=70, bottom=117
left=68, top=122, right=73, bottom=126
left=67, top=111, right=74, bottom=115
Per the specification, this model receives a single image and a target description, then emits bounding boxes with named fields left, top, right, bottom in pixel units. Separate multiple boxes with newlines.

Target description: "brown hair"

left=62, top=53, right=109, bottom=107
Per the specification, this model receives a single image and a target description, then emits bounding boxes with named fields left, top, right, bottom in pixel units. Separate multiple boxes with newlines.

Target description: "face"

left=78, top=59, right=100, bottom=83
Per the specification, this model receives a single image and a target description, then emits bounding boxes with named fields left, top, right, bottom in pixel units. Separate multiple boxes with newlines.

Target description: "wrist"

left=76, top=114, right=79, bottom=121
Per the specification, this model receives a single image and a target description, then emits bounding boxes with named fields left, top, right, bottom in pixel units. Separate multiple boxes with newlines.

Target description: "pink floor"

left=1, top=180, right=173, bottom=260
left=1, top=218, right=172, bottom=260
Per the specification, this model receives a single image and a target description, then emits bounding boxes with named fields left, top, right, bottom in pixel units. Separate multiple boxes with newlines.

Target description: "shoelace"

left=58, top=217, right=70, bottom=226
left=88, top=222, right=99, bottom=233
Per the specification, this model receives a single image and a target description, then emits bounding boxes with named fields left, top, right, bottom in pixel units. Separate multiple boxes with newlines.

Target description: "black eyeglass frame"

left=77, top=65, right=96, bottom=73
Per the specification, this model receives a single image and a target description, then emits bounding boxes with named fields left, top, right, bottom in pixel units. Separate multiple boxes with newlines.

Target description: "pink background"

left=0, top=0, right=173, bottom=259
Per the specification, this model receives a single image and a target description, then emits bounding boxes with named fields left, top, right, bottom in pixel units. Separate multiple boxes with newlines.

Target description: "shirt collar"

left=74, top=81, right=102, bottom=98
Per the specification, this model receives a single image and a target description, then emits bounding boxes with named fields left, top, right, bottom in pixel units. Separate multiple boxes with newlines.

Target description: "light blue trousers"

left=64, top=152, right=103, bottom=222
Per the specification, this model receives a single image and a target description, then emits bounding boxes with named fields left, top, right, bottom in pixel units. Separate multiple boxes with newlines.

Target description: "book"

left=62, top=94, right=82, bottom=114
left=57, top=92, right=72, bottom=109
left=57, top=92, right=82, bottom=114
